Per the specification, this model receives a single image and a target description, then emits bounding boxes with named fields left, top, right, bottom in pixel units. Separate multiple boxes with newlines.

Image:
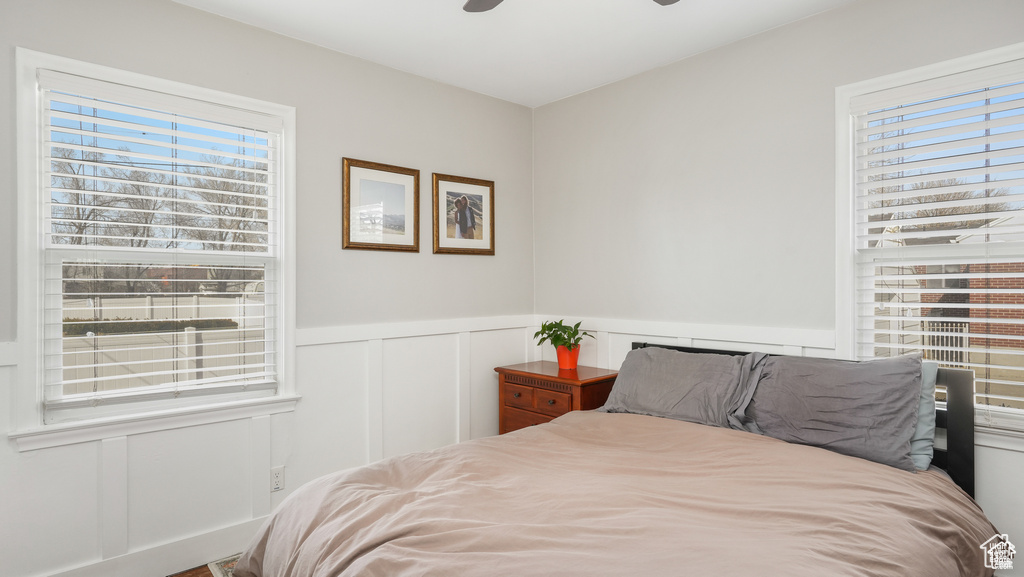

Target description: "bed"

left=234, top=344, right=999, bottom=577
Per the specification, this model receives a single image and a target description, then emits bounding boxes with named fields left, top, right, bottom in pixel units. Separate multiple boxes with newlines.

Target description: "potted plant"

left=534, top=319, right=594, bottom=370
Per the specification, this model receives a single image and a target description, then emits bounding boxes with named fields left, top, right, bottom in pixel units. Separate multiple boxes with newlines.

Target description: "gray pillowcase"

left=910, top=361, right=939, bottom=470
left=600, top=348, right=761, bottom=429
left=743, top=354, right=922, bottom=472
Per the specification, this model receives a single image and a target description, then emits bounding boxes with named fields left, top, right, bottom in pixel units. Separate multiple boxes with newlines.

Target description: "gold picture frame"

left=432, top=173, right=495, bottom=255
left=342, top=157, right=420, bottom=252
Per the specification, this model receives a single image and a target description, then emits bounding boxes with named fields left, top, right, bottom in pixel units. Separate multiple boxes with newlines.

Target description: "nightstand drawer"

left=495, top=362, right=618, bottom=436
left=502, top=406, right=554, bottom=433
left=533, top=388, right=571, bottom=417
left=503, top=383, right=534, bottom=410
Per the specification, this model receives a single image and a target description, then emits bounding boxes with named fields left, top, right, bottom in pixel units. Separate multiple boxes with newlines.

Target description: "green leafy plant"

left=533, top=319, right=593, bottom=351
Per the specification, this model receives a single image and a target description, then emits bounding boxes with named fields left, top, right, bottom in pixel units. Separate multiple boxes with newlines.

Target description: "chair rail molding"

left=295, top=315, right=835, bottom=351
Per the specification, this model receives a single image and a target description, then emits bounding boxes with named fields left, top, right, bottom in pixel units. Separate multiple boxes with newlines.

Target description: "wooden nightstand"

left=495, top=361, right=618, bottom=434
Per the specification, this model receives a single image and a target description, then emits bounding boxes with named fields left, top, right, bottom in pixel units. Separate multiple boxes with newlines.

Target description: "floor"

left=168, top=552, right=240, bottom=577
left=168, top=565, right=214, bottom=577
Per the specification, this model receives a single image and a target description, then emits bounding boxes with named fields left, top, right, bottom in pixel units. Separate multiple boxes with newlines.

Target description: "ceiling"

left=172, top=0, right=856, bottom=108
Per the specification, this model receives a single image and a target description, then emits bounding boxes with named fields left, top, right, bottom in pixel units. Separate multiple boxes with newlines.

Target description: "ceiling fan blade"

left=463, top=0, right=504, bottom=12
left=465, top=0, right=673, bottom=11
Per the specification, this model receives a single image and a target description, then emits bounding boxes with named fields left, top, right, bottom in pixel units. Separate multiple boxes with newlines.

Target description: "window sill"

left=8, top=394, right=300, bottom=452
left=976, top=406, right=1024, bottom=452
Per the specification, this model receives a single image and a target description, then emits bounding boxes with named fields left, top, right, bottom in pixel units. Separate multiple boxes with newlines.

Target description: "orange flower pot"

left=556, top=345, right=580, bottom=370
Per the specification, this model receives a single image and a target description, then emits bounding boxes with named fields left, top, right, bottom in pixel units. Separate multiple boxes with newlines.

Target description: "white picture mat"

left=349, top=166, right=416, bottom=246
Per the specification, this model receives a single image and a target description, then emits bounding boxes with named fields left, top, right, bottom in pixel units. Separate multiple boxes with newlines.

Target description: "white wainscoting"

left=288, top=313, right=835, bottom=472
left=9, top=316, right=1024, bottom=577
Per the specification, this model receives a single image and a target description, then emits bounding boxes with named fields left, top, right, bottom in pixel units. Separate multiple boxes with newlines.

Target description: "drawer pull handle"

left=512, top=392, right=521, bottom=398
left=547, top=399, right=556, bottom=405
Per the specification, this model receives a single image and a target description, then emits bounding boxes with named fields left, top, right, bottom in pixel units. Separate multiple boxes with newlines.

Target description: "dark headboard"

left=631, top=342, right=976, bottom=497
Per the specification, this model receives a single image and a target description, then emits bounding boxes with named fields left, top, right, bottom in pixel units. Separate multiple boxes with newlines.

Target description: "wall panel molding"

left=457, top=332, right=473, bottom=443
left=99, top=437, right=128, bottom=559
left=0, top=341, right=15, bottom=366
left=250, top=415, right=272, bottom=518
left=367, top=339, right=384, bottom=463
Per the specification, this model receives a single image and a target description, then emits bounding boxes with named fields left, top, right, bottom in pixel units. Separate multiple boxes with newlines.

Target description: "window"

left=838, top=45, right=1024, bottom=427
left=16, top=50, right=295, bottom=429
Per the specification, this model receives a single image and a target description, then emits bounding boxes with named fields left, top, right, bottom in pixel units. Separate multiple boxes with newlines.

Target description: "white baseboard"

left=46, top=517, right=265, bottom=577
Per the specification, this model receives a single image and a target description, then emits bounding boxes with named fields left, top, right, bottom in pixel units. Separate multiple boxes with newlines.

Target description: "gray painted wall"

left=0, top=0, right=535, bottom=341
left=533, top=0, right=1024, bottom=330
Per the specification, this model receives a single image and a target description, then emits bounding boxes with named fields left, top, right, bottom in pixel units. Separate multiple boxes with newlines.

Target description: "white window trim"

left=11, top=48, right=298, bottom=451
left=835, top=41, right=1024, bottom=433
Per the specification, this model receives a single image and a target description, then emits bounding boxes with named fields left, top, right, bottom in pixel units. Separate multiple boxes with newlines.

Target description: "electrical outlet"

left=271, top=466, right=285, bottom=492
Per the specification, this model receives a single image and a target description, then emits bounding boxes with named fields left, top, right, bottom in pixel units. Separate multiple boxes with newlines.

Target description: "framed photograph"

left=343, top=158, right=419, bottom=252
left=433, top=173, right=495, bottom=255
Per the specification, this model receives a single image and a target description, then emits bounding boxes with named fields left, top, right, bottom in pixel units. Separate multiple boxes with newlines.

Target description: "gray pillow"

left=600, top=348, right=761, bottom=429
left=910, top=361, right=939, bottom=470
left=743, top=354, right=922, bottom=472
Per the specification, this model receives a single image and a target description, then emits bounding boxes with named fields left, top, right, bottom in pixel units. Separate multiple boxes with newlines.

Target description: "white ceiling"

left=172, top=0, right=856, bottom=108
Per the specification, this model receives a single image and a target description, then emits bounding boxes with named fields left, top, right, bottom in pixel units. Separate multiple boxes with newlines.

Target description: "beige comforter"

left=235, top=411, right=997, bottom=577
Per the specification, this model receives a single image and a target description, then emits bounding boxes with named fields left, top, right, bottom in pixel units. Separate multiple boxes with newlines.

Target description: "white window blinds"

left=851, top=58, right=1024, bottom=412
left=39, top=70, right=282, bottom=422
